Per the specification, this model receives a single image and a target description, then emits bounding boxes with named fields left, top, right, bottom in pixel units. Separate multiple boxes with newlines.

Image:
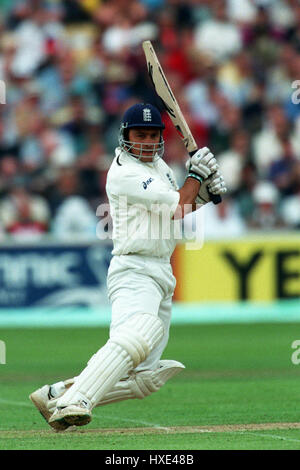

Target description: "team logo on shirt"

left=143, top=108, right=152, bottom=122
left=142, top=177, right=154, bottom=189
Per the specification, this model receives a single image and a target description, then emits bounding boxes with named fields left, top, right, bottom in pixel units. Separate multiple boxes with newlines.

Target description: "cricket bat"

left=142, top=40, right=221, bottom=205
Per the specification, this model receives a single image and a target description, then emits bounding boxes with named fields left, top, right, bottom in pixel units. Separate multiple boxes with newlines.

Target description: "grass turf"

left=1, top=322, right=300, bottom=449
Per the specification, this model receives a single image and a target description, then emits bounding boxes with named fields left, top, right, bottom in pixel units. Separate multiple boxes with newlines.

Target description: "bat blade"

left=142, top=40, right=221, bottom=205
left=143, top=40, right=197, bottom=154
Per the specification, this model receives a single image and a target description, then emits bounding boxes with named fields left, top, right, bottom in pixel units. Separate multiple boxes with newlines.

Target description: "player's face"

left=128, top=128, right=161, bottom=162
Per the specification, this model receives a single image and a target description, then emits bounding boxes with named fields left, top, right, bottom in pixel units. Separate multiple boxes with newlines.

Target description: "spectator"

left=249, top=181, right=284, bottom=229
left=0, top=156, right=20, bottom=195
left=0, top=119, right=20, bottom=161
left=0, top=183, right=50, bottom=240
left=10, top=7, right=46, bottom=78
left=208, top=98, right=242, bottom=154
left=51, top=195, right=98, bottom=240
left=266, top=44, right=298, bottom=107
left=194, top=0, right=242, bottom=64
left=242, top=5, right=283, bottom=67
left=202, top=196, right=247, bottom=239
left=217, top=51, right=255, bottom=107
left=280, top=185, right=300, bottom=229
left=227, top=0, right=257, bottom=26
left=184, top=64, right=223, bottom=127
left=252, top=104, right=300, bottom=177
left=269, top=138, right=300, bottom=197
left=218, top=129, right=251, bottom=194
left=46, top=167, right=82, bottom=215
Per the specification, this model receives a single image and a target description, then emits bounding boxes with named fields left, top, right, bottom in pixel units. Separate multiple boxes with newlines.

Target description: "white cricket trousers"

left=107, top=254, right=176, bottom=372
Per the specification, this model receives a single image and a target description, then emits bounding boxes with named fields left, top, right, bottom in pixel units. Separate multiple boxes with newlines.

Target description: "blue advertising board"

left=0, top=242, right=113, bottom=308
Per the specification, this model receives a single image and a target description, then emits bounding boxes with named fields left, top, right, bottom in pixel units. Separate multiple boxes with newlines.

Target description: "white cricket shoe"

left=29, top=385, right=71, bottom=432
left=49, top=402, right=92, bottom=427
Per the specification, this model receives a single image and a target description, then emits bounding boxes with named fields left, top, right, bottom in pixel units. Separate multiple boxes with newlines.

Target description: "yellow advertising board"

left=172, top=236, right=300, bottom=302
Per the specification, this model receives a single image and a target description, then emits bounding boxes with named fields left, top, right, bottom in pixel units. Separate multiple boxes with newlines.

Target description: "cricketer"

left=29, top=103, right=227, bottom=431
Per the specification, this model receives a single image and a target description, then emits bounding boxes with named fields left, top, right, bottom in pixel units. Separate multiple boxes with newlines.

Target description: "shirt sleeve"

left=108, top=169, right=180, bottom=218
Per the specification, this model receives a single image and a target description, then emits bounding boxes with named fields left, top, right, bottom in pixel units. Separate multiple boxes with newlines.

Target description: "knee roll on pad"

left=109, top=313, right=164, bottom=369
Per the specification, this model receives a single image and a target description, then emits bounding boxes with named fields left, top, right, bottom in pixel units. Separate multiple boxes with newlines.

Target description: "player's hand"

left=185, top=147, right=219, bottom=180
left=195, top=171, right=227, bottom=205
left=208, top=170, right=227, bottom=195
left=195, top=179, right=212, bottom=205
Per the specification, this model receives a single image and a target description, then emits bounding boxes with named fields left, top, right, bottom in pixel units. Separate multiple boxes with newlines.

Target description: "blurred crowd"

left=0, top=0, right=299, bottom=241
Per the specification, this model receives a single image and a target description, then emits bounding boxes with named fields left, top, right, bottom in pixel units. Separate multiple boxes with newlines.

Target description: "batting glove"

left=195, top=171, right=227, bottom=205
left=208, top=170, right=227, bottom=195
left=185, top=147, right=219, bottom=184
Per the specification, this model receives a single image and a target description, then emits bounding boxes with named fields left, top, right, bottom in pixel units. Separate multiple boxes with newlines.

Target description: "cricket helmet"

left=119, top=103, right=165, bottom=160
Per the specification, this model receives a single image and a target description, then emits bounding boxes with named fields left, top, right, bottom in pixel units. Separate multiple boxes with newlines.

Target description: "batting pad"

left=56, top=313, right=164, bottom=409
left=96, top=359, right=185, bottom=406
left=48, top=360, right=184, bottom=413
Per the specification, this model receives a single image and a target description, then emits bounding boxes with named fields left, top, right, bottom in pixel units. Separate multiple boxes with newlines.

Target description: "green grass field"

left=1, top=322, right=300, bottom=450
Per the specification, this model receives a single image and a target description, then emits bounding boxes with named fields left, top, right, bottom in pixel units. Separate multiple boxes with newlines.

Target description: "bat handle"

left=209, top=193, right=222, bottom=205
left=189, top=151, right=222, bottom=205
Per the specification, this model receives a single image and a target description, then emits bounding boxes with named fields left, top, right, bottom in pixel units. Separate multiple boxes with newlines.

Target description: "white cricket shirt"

left=106, top=148, right=181, bottom=259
